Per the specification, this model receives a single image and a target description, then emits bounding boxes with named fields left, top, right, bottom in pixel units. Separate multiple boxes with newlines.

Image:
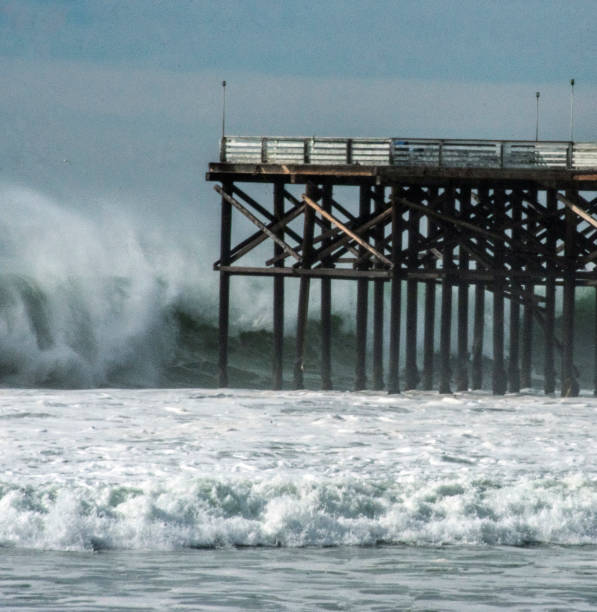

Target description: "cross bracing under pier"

left=207, top=136, right=597, bottom=396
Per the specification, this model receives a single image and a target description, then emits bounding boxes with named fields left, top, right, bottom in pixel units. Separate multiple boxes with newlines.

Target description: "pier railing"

left=221, top=136, right=597, bottom=170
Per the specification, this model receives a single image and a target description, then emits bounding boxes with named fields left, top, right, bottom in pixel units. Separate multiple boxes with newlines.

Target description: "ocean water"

left=1, top=387, right=596, bottom=610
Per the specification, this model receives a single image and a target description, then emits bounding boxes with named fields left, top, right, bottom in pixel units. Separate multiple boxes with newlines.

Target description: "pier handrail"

left=220, top=136, right=597, bottom=170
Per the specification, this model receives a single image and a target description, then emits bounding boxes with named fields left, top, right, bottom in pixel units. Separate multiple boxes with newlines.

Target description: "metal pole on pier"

left=535, top=91, right=540, bottom=141
left=569, top=78, right=575, bottom=142
left=222, top=80, right=227, bottom=140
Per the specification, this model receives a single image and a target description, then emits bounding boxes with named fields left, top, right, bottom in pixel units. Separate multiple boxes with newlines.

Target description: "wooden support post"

left=521, top=188, right=536, bottom=388
left=422, top=188, right=438, bottom=390
left=561, top=190, right=578, bottom=397
left=439, top=186, right=454, bottom=394
left=544, top=189, right=557, bottom=394
left=471, top=185, right=486, bottom=390
left=422, top=279, right=436, bottom=390
left=372, top=185, right=385, bottom=390
left=218, top=180, right=233, bottom=388
left=272, top=182, right=285, bottom=390
left=294, top=184, right=317, bottom=390
left=492, top=188, right=507, bottom=395
left=321, top=184, right=333, bottom=390
left=405, top=198, right=420, bottom=389
left=456, top=186, right=470, bottom=391
left=472, top=281, right=485, bottom=389
left=508, top=190, right=521, bottom=393
left=594, top=287, right=597, bottom=397
left=388, top=186, right=402, bottom=394
left=355, top=185, right=370, bottom=390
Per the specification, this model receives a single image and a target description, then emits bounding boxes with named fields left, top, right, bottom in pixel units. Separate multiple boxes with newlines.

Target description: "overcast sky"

left=1, top=0, right=596, bottom=241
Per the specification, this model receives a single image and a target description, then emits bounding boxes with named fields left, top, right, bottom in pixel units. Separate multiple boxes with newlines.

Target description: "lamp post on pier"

left=535, top=91, right=540, bottom=141
left=569, top=78, right=575, bottom=142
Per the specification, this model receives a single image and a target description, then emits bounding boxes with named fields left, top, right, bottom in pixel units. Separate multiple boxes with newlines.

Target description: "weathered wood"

left=218, top=181, right=233, bottom=388
left=388, top=187, right=402, bottom=394
left=272, top=182, right=285, bottom=390
left=302, top=194, right=392, bottom=267
left=422, top=188, right=438, bottom=390
left=220, top=203, right=305, bottom=267
left=232, top=183, right=303, bottom=245
left=214, top=185, right=301, bottom=262
left=309, top=206, right=392, bottom=269
left=508, top=190, right=521, bottom=393
left=456, top=186, right=470, bottom=391
left=209, top=148, right=597, bottom=396
left=561, top=190, right=578, bottom=397
left=471, top=186, right=488, bottom=390
left=594, top=287, right=597, bottom=397
left=294, top=185, right=318, bottom=389
left=492, top=189, right=507, bottom=395
left=439, top=187, right=454, bottom=394
left=405, top=201, right=420, bottom=390
left=398, top=197, right=503, bottom=242
left=355, top=186, right=370, bottom=390
left=520, top=188, right=536, bottom=388
left=544, top=189, right=557, bottom=394
left=372, top=185, right=385, bottom=390
left=321, top=184, right=333, bottom=390
left=472, top=281, right=485, bottom=390
left=557, top=192, right=597, bottom=229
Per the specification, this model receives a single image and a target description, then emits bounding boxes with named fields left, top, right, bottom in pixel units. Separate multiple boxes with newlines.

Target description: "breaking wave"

left=1, top=474, right=595, bottom=551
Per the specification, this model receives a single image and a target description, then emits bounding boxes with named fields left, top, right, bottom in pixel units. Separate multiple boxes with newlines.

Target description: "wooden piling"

left=492, top=188, right=507, bottom=395
left=218, top=180, right=233, bottom=388
left=272, top=181, right=285, bottom=390
left=422, top=188, right=437, bottom=391
left=521, top=188, right=536, bottom=388
left=508, top=190, right=521, bottom=393
left=320, top=184, right=333, bottom=390
left=561, top=190, right=578, bottom=397
left=354, top=185, right=370, bottom=390
left=544, top=188, right=557, bottom=394
left=294, top=184, right=317, bottom=389
left=594, top=287, right=597, bottom=397
left=439, top=186, right=453, bottom=394
left=471, top=281, right=485, bottom=389
left=456, top=186, right=470, bottom=391
left=372, top=185, right=385, bottom=390
left=388, top=187, right=402, bottom=394
left=405, top=198, right=420, bottom=389
left=471, top=185, right=486, bottom=391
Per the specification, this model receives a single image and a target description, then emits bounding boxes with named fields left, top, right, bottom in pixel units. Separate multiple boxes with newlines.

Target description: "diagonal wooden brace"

left=302, top=194, right=393, bottom=268
left=214, top=185, right=301, bottom=262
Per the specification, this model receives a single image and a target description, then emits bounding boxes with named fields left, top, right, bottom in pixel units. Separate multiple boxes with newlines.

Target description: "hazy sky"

left=1, top=0, right=596, bottom=233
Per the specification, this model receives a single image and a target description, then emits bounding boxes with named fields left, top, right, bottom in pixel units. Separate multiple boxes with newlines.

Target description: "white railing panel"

left=573, top=144, right=597, bottom=169
left=264, top=138, right=305, bottom=164
left=310, top=139, right=348, bottom=164
left=220, top=136, right=597, bottom=170
left=351, top=139, right=391, bottom=165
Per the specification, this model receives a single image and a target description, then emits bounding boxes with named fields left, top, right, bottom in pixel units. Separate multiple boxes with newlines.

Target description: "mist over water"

left=0, top=184, right=219, bottom=387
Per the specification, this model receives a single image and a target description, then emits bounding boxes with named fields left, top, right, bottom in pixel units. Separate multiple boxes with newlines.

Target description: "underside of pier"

left=207, top=156, right=597, bottom=396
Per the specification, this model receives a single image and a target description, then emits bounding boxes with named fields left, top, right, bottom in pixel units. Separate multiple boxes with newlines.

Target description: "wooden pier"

left=207, top=136, right=597, bottom=395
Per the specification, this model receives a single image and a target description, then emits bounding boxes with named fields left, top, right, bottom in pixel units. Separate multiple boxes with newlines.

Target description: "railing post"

left=220, top=137, right=227, bottom=162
